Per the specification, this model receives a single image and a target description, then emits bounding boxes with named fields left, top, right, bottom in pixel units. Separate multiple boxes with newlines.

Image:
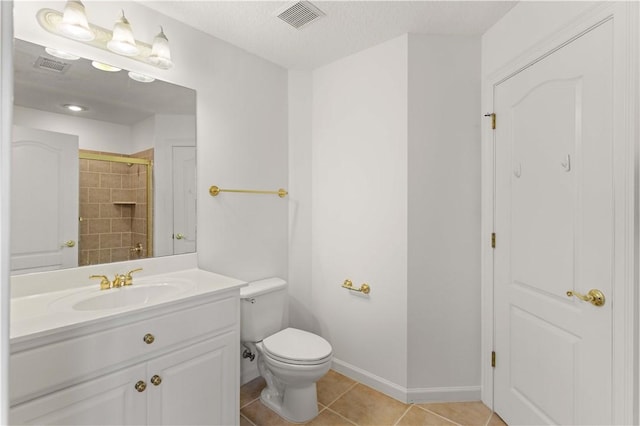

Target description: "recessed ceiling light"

left=63, top=104, right=87, bottom=112
left=91, top=61, right=121, bottom=72
left=128, top=71, right=155, bottom=83
left=44, top=47, right=80, bottom=60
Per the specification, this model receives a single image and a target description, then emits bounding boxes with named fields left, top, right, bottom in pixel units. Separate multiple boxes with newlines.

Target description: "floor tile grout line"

left=240, top=396, right=261, bottom=410
left=323, top=406, right=359, bottom=426
left=322, top=380, right=359, bottom=409
left=392, top=404, right=414, bottom=426
left=412, top=404, right=464, bottom=426
left=240, top=413, right=258, bottom=426
left=484, top=412, right=492, bottom=426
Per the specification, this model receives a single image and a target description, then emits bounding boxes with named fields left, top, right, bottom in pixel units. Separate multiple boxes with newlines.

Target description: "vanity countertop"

left=10, top=268, right=246, bottom=343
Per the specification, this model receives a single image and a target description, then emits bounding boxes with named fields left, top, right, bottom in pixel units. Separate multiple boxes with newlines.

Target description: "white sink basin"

left=49, top=281, right=195, bottom=312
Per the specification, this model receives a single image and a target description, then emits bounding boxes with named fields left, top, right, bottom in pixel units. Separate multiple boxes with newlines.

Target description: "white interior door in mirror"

left=172, top=146, right=196, bottom=255
left=11, top=126, right=79, bottom=273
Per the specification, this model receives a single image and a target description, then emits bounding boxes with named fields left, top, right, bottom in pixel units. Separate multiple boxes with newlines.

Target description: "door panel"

left=146, top=333, right=237, bottom=425
left=11, top=126, right=78, bottom=273
left=10, top=364, right=147, bottom=425
left=494, top=19, right=612, bottom=425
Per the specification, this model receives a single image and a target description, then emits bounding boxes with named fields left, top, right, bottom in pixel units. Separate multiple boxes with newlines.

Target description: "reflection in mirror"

left=11, top=39, right=197, bottom=274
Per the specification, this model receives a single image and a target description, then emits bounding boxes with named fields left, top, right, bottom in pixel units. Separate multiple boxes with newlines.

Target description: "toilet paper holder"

left=342, top=279, right=370, bottom=295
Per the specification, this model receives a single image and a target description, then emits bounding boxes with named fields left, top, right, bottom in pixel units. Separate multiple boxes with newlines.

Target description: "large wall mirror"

left=11, top=38, right=197, bottom=274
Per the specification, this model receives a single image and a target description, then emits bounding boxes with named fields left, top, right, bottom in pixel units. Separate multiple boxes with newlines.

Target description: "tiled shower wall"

left=79, top=149, right=153, bottom=266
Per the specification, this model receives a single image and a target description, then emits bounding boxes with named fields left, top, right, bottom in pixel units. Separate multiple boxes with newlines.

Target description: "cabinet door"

left=10, top=364, right=147, bottom=425
left=146, top=332, right=238, bottom=425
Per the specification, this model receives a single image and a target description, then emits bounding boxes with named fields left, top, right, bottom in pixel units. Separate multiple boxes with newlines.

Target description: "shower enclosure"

left=78, top=150, right=153, bottom=266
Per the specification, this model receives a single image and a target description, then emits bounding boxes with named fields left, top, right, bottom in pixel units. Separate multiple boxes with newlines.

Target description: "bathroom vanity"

left=9, top=261, right=245, bottom=425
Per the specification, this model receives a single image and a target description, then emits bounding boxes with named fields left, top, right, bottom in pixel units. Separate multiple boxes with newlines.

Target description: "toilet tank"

left=240, top=278, right=287, bottom=343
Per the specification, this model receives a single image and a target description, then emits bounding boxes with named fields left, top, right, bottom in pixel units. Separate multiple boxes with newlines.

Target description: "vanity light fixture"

left=63, top=104, right=87, bottom=112
left=37, top=5, right=174, bottom=70
left=91, top=61, right=121, bottom=72
left=107, top=10, right=140, bottom=57
left=128, top=71, right=155, bottom=83
left=57, top=0, right=94, bottom=41
left=45, top=47, right=80, bottom=60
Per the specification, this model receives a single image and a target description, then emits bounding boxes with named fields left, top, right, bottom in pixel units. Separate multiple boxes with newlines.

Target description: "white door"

left=172, top=146, right=196, bottom=254
left=494, top=20, right=613, bottom=425
left=11, top=126, right=78, bottom=273
left=10, top=364, right=147, bottom=425
left=146, top=333, right=237, bottom=425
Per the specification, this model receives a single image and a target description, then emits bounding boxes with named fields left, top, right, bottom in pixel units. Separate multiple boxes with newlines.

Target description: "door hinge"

left=491, top=233, right=496, bottom=249
left=491, top=351, right=496, bottom=368
left=484, top=112, right=496, bottom=129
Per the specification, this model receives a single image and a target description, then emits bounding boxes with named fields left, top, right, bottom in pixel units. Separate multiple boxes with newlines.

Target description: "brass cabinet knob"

left=150, top=375, right=162, bottom=386
left=143, top=333, right=155, bottom=344
left=135, top=380, right=147, bottom=392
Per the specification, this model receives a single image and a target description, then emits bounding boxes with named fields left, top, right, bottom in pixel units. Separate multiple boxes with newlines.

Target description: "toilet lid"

left=262, top=328, right=332, bottom=364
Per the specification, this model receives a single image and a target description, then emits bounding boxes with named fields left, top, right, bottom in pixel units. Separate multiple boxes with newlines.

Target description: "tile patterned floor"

left=240, top=370, right=507, bottom=426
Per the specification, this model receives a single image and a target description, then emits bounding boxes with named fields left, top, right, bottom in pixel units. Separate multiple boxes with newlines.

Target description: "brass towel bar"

left=342, top=279, right=371, bottom=295
left=209, top=185, right=288, bottom=198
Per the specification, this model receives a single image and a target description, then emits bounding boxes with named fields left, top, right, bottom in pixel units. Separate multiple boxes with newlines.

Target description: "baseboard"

left=406, top=385, right=481, bottom=404
left=331, top=358, right=481, bottom=404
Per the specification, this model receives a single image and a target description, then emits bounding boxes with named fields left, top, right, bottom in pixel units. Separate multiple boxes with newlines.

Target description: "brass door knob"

left=566, top=289, right=605, bottom=307
left=61, top=240, right=75, bottom=248
left=143, top=333, right=155, bottom=344
left=135, top=380, right=147, bottom=392
left=150, top=375, right=162, bottom=386
left=175, top=233, right=185, bottom=240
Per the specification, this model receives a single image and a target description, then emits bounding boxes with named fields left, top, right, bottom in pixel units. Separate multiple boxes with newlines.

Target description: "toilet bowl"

left=240, top=279, right=333, bottom=423
left=255, top=328, right=332, bottom=422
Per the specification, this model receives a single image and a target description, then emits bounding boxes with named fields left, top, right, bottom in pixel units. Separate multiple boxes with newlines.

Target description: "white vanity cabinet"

left=9, top=289, right=240, bottom=426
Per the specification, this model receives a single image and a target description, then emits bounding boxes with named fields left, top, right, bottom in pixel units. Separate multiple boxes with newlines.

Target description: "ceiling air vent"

left=34, top=56, right=71, bottom=73
left=277, top=1, right=325, bottom=30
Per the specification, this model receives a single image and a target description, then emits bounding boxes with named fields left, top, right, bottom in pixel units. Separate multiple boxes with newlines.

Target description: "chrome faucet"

left=90, top=268, right=143, bottom=290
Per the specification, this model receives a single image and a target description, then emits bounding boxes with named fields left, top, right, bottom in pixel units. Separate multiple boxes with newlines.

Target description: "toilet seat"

left=262, top=328, right=332, bottom=366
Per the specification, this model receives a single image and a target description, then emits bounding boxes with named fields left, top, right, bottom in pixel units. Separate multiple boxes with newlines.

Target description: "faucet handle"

left=124, top=268, right=143, bottom=286
left=90, top=275, right=111, bottom=290
left=112, top=273, right=125, bottom=288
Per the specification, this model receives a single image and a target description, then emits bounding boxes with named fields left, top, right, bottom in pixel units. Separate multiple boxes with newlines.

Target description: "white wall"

left=288, top=70, right=314, bottom=332
left=289, top=33, right=481, bottom=402
left=407, top=35, right=481, bottom=393
left=13, top=106, right=131, bottom=153
left=311, top=35, right=409, bottom=394
left=130, top=115, right=154, bottom=154
left=13, top=1, right=289, bottom=281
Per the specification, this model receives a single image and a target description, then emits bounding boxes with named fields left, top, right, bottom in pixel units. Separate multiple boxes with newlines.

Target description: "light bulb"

left=128, top=71, right=155, bottom=83
left=45, top=47, right=80, bottom=61
left=91, top=61, right=122, bottom=72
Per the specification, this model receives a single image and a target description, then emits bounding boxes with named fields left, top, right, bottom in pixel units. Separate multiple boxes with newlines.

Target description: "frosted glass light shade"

left=57, top=0, right=94, bottom=41
left=149, top=27, right=173, bottom=70
left=107, top=11, right=139, bottom=57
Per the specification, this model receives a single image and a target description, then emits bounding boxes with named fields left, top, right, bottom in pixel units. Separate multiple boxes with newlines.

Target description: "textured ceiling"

left=143, top=1, right=517, bottom=70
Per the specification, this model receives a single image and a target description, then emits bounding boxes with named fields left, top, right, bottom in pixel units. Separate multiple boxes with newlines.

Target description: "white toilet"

left=240, top=278, right=333, bottom=423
